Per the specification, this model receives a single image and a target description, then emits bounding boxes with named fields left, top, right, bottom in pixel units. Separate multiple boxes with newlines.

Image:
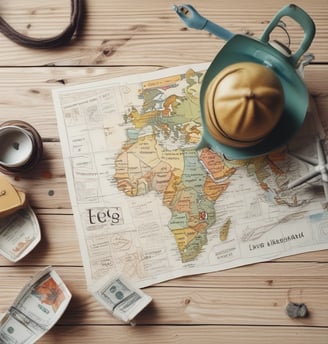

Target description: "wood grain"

left=36, top=325, right=328, bottom=344
left=0, top=266, right=327, bottom=326
left=0, top=0, right=327, bottom=66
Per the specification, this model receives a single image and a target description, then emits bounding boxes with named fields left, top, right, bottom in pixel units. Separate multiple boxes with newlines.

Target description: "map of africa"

left=113, top=69, right=236, bottom=263
left=53, top=63, right=328, bottom=288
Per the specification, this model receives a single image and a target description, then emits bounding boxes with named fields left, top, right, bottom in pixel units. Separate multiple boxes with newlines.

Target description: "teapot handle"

left=260, top=4, right=315, bottom=67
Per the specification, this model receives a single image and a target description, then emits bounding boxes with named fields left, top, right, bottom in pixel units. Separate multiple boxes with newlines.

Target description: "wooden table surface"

left=0, top=0, right=327, bottom=343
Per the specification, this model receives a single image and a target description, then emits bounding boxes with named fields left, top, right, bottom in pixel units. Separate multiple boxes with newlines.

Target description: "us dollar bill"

left=0, top=266, right=71, bottom=344
left=89, top=274, right=152, bottom=324
left=0, top=205, right=41, bottom=262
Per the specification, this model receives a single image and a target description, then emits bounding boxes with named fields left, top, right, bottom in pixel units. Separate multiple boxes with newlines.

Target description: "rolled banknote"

left=0, top=204, right=41, bottom=262
left=89, top=274, right=152, bottom=324
left=0, top=266, right=71, bottom=343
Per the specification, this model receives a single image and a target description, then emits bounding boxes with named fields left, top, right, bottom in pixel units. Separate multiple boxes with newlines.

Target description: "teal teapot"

left=174, top=4, right=316, bottom=159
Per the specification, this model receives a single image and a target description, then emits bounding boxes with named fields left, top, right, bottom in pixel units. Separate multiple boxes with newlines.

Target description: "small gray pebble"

left=286, top=302, right=308, bottom=318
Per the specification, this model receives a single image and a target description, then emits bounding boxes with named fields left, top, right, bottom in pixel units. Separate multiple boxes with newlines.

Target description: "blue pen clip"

left=173, top=4, right=234, bottom=41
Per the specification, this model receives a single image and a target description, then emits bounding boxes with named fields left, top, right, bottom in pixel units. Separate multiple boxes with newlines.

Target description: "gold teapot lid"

left=204, top=62, right=284, bottom=148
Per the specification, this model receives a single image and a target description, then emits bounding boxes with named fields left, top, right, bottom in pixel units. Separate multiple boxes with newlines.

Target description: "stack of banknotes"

left=89, top=274, right=152, bottom=324
left=0, top=266, right=71, bottom=343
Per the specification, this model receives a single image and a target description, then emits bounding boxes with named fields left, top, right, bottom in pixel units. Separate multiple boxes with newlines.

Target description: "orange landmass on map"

left=128, top=108, right=158, bottom=128
left=203, top=176, right=230, bottom=201
left=172, top=222, right=208, bottom=252
left=199, top=148, right=236, bottom=180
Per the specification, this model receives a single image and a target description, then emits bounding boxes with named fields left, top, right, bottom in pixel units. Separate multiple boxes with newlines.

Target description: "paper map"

left=53, top=63, right=328, bottom=288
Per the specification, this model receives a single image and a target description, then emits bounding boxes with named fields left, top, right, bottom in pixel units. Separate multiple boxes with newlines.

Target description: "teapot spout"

left=173, top=4, right=234, bottom=41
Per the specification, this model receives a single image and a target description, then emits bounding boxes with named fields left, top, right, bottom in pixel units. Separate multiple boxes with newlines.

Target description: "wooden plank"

left=0, top=0, right=327, bottom=66
left=0, top=266, right=327, bottom=327
left=0, top=65, right=327, bottom=139
left=36, top=325, right=328, bottom=344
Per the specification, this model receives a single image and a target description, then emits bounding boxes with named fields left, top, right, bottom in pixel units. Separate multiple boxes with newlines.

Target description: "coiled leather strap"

left=0, top=0, right=83, bottom=48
